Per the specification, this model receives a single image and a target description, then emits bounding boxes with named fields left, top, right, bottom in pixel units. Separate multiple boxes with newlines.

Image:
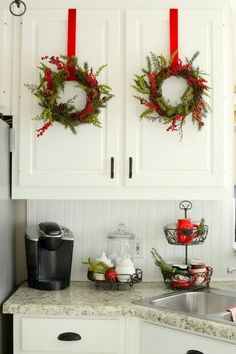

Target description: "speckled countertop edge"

left=3, top=281, right=236, bottom=344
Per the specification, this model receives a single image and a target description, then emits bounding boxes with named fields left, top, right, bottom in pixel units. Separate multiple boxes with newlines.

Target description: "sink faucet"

left=227, top=266, right=236, bottom=274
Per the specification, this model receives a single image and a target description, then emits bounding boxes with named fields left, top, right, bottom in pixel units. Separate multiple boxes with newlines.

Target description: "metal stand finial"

left=179, top=200, right=192, bottom=218
left=9, top=0, right=26, bottom=16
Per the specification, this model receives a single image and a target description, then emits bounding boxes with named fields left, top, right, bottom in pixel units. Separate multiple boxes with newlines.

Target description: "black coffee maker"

left=25, top=222, right=74, bottom=291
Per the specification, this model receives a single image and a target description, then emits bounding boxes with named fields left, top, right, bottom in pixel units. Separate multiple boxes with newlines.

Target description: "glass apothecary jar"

left=107, top=223, right=136, bottom=265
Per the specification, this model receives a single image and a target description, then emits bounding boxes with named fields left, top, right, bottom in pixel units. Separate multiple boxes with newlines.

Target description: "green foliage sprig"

left=151, top=248, right=173, bottom=278
left=82, top=259, right=110, bottom=273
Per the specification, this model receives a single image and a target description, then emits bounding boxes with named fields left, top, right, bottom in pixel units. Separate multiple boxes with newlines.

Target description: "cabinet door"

left=142, top=322, right=236, bottom=354
left=13, top=9, right=120, bottom=189
left=0, top=7, right=12, bottom=114
left=125, top=9, right=231, bottom=191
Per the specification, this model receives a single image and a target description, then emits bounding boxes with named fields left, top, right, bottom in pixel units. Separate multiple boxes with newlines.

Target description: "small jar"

left=94, top=272, right=105, bottom=281
left=190, top=263, right=207, bottom=286
left=115, top=257, right=135, bottom=282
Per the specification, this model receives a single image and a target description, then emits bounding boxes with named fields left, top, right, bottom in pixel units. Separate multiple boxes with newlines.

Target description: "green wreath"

left=133, top=52, right=210, bottom=138
left=25, top=56, right=113, bottom=137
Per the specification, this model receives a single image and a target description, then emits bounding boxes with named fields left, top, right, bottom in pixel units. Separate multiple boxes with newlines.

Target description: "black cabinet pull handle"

left=187, top=351, right=204, bottom=354
left=58, top=332, right=81, bottom=341
left=110, top=157, right=114, bottom=179
left=129, top=157, right=133, bottom=179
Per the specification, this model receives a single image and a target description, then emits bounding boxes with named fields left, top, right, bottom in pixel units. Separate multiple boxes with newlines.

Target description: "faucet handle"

left=227, top=266, right=236, bottom=274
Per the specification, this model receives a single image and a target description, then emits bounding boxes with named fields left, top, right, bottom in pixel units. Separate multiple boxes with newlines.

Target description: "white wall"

left=0, top=199, right=16, bottom=354
left=15, top=200, right=27, bottom=285
left=19, top=199, right=235, bottom=283
left=0, top=199, right=16, bottom=297
left=233, top=11, right=236, bottom=183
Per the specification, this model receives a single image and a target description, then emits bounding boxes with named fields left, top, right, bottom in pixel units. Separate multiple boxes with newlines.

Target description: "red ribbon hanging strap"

left=67, top=8, right=77, bottom=81
left=169, top=8, right=178, bottom=67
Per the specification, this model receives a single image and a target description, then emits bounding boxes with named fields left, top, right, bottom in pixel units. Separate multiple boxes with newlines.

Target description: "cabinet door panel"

left=17, top=9, right=120, bottom=187
left=21, top=317, right=122, bottom=353
left=142, top=323, right=236, bottom=354
left=125, top=9, right=228, bottom=188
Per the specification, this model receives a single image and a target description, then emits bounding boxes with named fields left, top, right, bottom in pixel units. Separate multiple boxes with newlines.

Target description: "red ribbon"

left=67, top=8, right=77, bottom=80
left=169, top=9, right=178, bottom=67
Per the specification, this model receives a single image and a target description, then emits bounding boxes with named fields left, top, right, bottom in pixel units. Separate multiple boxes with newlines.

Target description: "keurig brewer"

left=25, top=222, right=74, bottom=290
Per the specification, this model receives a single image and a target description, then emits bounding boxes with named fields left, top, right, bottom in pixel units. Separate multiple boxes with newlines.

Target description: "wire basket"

left=162, top=266, right=213, bottom=290
left=87, top=268, right=143, bottom=290
left=164, top=223, right=208, bottom=245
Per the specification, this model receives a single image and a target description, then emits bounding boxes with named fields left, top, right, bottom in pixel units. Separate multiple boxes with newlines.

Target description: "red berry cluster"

left=79, top=98, right=93, bottom=121
left=141, top=99, right=162, bottom=115
left=188, top=77, right=208, bottom=90
left=170, top=61, right=193, bottom=73
left=192, top=101, right=206, bottom=127
left=41, top=56, right=66, bottom=71
left=36, top=121, right=52, bottom=137
left=147, top=72, right=158, bottom=93
left=44, top=68, right=53, bottom=92
left=166, top=114, right=185, bottom=132
left=86, top=69, right=98, bottom=87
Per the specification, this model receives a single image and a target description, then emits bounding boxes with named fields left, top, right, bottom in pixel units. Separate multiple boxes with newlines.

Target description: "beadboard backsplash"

left=27, top=200, right=236, bottom=281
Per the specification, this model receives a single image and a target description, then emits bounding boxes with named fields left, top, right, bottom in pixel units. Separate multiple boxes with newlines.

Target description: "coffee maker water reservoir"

left=25, top=222, right=74, bottom=290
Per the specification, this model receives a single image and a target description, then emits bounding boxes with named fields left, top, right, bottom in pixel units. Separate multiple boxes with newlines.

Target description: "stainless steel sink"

left=149, top=290, right=236, bottom=315
left=133, top=288, right=236, bottom=325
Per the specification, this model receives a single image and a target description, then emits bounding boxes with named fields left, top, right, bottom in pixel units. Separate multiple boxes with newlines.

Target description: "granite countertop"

left=3, top=281, right=236, bottom=344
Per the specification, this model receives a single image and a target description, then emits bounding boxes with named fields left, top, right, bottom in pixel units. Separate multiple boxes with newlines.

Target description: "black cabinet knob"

left=58, top=332, right=81, bottom=341
left=187, top=351, right=204, bottom=354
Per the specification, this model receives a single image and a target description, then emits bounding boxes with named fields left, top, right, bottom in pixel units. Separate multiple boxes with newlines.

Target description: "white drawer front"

left=21, top=317, right=122, bottom=353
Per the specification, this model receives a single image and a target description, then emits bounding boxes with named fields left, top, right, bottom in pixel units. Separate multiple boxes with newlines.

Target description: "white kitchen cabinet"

left=142, top=322, right=236, bottom=354
left=13, top=315, right=236, bottom=354
left=11, top=0, right=232, bottom=199
left=0, top=7, right=12, bottom=115
left=12, top=7, right=121, bottom=191
left=14, top=316, right=125, bottom=354
left=125, top=9, right=230, bottom=190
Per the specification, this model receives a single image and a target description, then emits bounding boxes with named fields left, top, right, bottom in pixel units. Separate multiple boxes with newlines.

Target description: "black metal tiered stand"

left=163, top=200, right=212, bottom=290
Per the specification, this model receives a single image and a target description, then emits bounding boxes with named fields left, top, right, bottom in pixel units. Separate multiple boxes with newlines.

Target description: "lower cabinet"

left=14, top=315, right=236, bottom=354
left=14, top=316, right=125, bottom=354
left=142, top=322, right=236, bottom=354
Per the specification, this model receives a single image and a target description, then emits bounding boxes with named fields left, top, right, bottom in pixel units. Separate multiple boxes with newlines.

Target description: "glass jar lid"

left=107, top=223, right=135, bottom=239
